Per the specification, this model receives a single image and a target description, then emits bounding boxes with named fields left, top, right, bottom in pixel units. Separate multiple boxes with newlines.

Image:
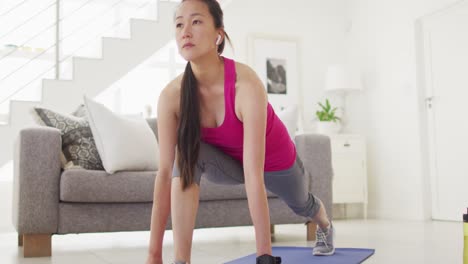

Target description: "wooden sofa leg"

left=306, top=222, right=317, bottom=241
left=270, top=224, right=276, bottom=242
left=23, top=234, right=51, bottom=257
left=18, top=234, right=23, bottom=247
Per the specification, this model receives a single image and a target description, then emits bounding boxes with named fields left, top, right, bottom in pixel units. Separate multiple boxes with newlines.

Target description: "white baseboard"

left=332, top=203, right=366, bottom=219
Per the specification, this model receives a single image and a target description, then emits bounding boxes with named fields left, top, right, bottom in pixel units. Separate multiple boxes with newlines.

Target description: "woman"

left=146, top=1, right=334, bottom=263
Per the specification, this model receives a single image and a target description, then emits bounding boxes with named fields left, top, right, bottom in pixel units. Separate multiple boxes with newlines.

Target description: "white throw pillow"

left=84, top=96, right=159, bottom=173
left=276, top=105, right=298, bottom=140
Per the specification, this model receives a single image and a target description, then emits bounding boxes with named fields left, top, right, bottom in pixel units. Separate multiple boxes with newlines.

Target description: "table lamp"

left=325, top=64, right=363, bottom=130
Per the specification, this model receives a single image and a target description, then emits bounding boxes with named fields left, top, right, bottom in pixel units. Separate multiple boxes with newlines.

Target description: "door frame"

left=415, top=0, right=468, bottom=220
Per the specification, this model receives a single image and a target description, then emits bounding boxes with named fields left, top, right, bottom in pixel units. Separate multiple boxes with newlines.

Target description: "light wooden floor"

left=0, top=219, right=461, bottom=263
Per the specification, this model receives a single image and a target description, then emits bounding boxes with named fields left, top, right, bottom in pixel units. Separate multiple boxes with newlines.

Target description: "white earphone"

left=215, top=34, right=222, bottom=45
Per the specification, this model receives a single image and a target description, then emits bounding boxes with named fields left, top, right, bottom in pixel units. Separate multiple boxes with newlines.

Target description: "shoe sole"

left=312, top=248, right=336, bottom=256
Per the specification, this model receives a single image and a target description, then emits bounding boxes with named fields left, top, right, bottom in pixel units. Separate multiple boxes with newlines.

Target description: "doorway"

left=417, top=0, right=468, bottom=221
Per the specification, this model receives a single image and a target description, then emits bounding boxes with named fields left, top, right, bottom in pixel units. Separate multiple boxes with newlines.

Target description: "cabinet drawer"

left=331, top=138, right=365, bottom=154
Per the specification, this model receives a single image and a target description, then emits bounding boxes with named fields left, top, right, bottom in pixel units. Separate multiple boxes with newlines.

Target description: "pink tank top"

left=201, top=57, right=296, bottom=171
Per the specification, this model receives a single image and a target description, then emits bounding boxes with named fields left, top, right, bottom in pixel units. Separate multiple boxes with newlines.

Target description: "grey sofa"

left=12, top=118, right=333, bottom=257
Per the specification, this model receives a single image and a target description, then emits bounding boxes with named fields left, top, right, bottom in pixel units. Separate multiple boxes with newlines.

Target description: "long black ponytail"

left=176, top=0, right=232, bottom=190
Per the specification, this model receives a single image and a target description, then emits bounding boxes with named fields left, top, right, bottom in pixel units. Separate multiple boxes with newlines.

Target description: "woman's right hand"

left=145, top=254, right=163, bottom=264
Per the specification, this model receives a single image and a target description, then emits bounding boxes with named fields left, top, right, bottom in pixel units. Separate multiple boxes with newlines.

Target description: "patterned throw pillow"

left=71, top=104, right=87, bottom=118
left=32, top=106, right=104, bottom=170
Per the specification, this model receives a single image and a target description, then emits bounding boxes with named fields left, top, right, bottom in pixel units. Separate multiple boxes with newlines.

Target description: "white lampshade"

left=325, top=65, right=362, bottom=92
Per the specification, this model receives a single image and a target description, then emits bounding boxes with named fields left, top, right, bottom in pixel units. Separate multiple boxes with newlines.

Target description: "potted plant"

left=315, top=99, right=341, bottom=134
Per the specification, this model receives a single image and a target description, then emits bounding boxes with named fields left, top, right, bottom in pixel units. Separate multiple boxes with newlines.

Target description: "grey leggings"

left=172, top=142, right=322, bottom=219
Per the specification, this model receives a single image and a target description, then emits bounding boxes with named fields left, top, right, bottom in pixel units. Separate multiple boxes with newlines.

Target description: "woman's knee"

left=288, top=194, right=322, bottom=218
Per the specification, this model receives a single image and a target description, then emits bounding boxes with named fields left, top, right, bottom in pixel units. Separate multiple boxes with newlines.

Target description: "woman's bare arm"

left=147, top=82, right=180, bottom=263
left=237, top=64, right=272, bottom=256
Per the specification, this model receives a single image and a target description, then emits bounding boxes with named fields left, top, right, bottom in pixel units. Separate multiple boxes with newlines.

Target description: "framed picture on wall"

left=266, top=57, right=287, bottom=94
left=248, top=35, right=300, bottom=110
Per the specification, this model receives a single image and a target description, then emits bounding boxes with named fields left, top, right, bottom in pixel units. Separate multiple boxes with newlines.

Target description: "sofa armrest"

left=12, top=127, right=62, bottom=234
left=295, top=133, right=333, bottom=219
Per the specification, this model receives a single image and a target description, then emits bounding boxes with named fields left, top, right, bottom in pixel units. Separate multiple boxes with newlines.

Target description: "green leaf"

left=318, top=102, right=326, bottom=111
left=315, top=98, right=340, bottom=122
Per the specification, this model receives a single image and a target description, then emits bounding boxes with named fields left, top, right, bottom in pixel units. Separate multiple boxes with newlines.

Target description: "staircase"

left=0, top=1, right=179, bottom=167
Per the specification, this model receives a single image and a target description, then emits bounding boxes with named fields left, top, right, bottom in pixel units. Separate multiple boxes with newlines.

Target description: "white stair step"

left=130, top=19, right=173, bottom=50
left=130, top=1, right=176, bottom=40
left=0, top=113, right=8, bottom=125
left=157, top=1, right=179, bottom=24
left=101, top=37, right=140, bottom=61
left=9, top=100, right=41, bottom=128
left=72, top=56, right=106, bottom=83
left=129, top=19, right=160, bottom=40
left=41, top=79, right=84, bottom=114
left=0, top=125, right=15, bottom=166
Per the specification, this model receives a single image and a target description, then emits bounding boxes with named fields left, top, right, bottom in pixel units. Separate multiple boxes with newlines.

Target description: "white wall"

left=344, top=0, right=460, bottom=220
left=0, top=182, right=14, bottom=232
left=222, top=0, right=348, bottom=130
left=0, top=161, right=13, bottom=232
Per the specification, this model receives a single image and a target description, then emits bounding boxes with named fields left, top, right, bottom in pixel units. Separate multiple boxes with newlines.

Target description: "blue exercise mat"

left=225, top=247, right=375, bottom=264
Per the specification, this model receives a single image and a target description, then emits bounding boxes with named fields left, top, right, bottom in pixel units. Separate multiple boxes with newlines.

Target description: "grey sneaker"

left=312, top=223, right=335, bottom=256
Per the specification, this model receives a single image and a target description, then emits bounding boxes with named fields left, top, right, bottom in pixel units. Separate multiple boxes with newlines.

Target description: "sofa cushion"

left=60, top=169, right=276, bottom=203
left=84, top=96, right=159, bottom=174
left=60, top=169, right=157, bottom=202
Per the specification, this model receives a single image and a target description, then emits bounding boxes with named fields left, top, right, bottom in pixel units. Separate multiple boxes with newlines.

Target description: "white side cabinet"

left=329, top=134, right=368, bottom=218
